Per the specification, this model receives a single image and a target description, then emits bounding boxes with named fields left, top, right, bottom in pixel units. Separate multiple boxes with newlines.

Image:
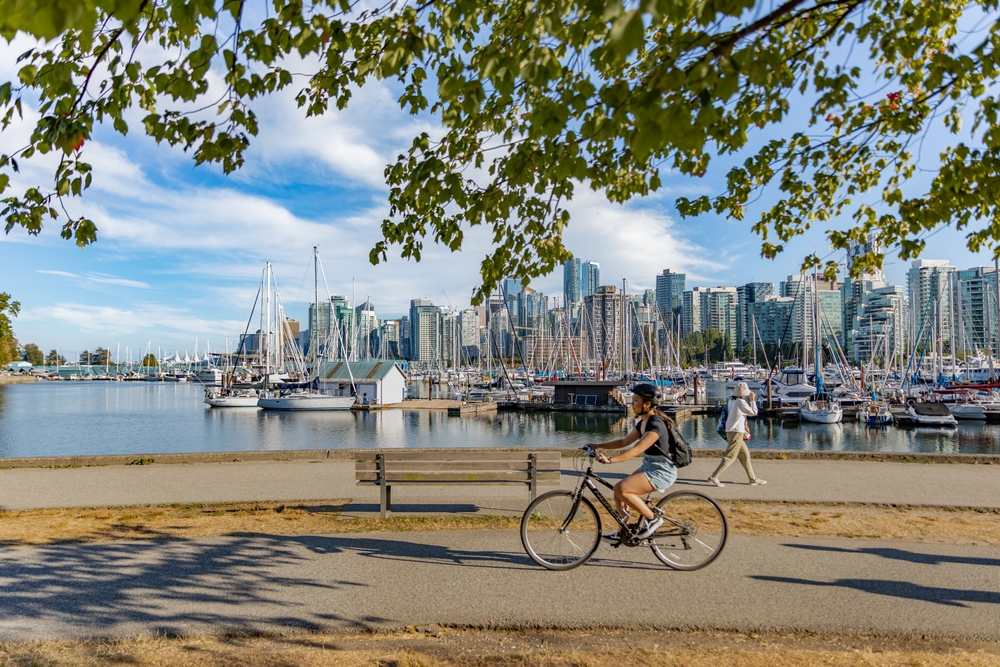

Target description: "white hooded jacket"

left=725, top=397, right=758, bottom=433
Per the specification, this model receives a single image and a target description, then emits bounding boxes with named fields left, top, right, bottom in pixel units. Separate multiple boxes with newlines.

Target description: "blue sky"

left=0, top=30, right=996, bottom=358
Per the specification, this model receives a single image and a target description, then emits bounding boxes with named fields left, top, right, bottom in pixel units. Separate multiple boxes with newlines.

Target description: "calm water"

left=0, top=381, right=998, bottom=458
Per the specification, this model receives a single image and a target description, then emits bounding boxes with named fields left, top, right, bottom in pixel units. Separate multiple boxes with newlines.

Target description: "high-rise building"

left=850, top=285, right=906, bottom=363
left=584, top=285, right=623, bottom=367
left=683, top=286, right=739, bottom=349
left=655, top=269, right=686, bottom=325
left=956, top=265, right=1000, bottom=355
left=409, top=298, right=439, bottom=361
left=502, top=277, right=521, bottom=321
left=355, top=300, right=379, bottom=360
left=563, top=258, right=582, bottom=305
left=736, top=282, right=774, bottom=346
left=379, top=320, right=401, bottom=358
left=399, top=316, right=410, bottom=359
left=308, top=300, right=333, bottom=358
left=907, top=260, right=956, bottom=349
left=441, top=312, right=460, bottom=365
left=519, top=287, right=548, bottom=334
left=581, top=261, right=600, bottom=299
left=748, top=296, right=796, bottom=347
left=459, top=309, right=480, bottom=363
left=779, top=274, right=841, bottom=347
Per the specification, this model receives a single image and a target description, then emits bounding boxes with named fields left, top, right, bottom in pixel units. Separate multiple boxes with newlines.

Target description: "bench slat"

left=355, top=471, right=561, bottom=483
left=356, top=460, right=559, bottom=472
left=358, top=451, right=561, bottom=462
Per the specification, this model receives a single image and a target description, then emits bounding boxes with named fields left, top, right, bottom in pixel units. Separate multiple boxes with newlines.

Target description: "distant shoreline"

left=0, top=375, right=40, bottom=385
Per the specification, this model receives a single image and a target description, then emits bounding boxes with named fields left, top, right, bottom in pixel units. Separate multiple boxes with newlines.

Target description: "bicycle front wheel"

left=521, top=491, right=601, bottom=570
left=649, top=491, right=727, bottom=571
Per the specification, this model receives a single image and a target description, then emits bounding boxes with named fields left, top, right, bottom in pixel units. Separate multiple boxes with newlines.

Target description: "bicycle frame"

left=566, top=453, right=694, bottom=548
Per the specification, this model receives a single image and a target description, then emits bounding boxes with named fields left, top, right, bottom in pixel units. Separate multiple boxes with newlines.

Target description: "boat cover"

left=911, top=402, right=953, bottom=416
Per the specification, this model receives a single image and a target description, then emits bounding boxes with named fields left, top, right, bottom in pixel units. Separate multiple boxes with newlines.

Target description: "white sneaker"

left=708, top=476, right=725, bottom=488
left=750, top=478, right=767, bottom=486
left=635, top=517, right=664, bottom=540
left=601, top=531, right=621, bottom=544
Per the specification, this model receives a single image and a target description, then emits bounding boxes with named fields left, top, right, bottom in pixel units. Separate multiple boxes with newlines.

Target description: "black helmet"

left=632, top=383, right=659, bottom=402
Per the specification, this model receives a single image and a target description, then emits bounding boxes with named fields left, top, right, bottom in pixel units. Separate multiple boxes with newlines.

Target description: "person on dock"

left=709, top=381, right=766, bottom=488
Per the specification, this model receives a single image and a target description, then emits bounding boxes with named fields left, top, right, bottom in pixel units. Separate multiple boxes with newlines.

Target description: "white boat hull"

left=800, top=399, right=843, bottom=424
left=949, top=404, right=986, bottom=420
left=257, top=394, right=355, bottom=411
left=205, top=396, right=260, bottom=408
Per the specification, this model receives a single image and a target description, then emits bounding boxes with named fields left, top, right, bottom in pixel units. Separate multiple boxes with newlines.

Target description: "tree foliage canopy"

left=3, top=0, right=1000, bottom=302
left=0, top=291, right=19, bottom=365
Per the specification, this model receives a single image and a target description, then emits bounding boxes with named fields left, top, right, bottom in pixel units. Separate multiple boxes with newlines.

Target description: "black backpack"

left=668, top=426, right=693, bottom=468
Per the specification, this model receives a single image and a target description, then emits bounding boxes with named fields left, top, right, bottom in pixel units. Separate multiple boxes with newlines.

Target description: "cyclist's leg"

left=614, top=472, right=656, bottom=520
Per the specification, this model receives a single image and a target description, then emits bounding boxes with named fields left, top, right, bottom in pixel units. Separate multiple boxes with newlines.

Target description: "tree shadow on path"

left=0, top=532, right=661, bottom=638
left=782, top=543, right=1000, bottom=567
left=751, top=575, right=1000, bottom=608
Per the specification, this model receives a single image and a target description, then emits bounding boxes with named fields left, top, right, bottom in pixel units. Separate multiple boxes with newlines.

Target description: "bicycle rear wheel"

left=649, top=491, right=727, bottom=570
left=521, top=490, right=601, bottom=570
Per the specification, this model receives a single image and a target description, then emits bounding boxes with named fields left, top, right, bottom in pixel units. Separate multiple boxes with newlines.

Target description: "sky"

left=1, top=23, right=997, bottom=359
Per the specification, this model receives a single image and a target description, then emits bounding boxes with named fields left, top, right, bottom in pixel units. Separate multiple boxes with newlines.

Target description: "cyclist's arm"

left=590, top=428, right=640, bottom=452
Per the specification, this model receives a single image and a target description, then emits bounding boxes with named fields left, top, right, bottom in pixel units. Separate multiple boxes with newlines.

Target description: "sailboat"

left=257, top=247, right=356, bottom=411
left=800, top=271, right=843, bottom=424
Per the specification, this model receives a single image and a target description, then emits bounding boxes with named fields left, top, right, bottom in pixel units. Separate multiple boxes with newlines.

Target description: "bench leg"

left=380, top=483, right=391, bottom=518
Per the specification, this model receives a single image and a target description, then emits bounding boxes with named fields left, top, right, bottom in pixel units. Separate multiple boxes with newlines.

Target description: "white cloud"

left=21, top=302, right=245, bottom=343
left=36, top=269, right=150, bottom=289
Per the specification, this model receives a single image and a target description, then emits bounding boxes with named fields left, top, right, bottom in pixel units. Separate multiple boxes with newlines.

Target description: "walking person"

left=708, top=381, right=766, bottom=487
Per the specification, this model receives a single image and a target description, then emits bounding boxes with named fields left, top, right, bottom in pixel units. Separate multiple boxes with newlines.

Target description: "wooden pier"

left=447, top=402, right=499, bottom=417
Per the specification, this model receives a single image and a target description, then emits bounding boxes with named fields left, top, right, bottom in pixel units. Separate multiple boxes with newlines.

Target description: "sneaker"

left=708, top=476, right=725, bottom=488
left=635, top=517, right=664, bottom=540
left=750, top=478, right=768, bottom=486
left=601, top=531, right=621, bottom=544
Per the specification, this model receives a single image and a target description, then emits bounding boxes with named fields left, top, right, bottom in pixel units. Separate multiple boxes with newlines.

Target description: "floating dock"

left=447, top=402, right=499, bottom=417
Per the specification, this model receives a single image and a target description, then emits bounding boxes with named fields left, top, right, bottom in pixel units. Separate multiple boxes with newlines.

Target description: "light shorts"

left=638, top=454, right=677, bottom=493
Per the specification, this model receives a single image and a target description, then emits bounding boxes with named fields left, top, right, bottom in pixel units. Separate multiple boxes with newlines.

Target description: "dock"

left=496, top=402, right=627, bottom=413
left=447, top=402, right=499, bottom=417
left=386, top=399, right=463, bottom=411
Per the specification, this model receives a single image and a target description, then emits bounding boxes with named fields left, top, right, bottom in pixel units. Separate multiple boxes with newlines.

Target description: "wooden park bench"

left=355, top=450, right=562, bottom=518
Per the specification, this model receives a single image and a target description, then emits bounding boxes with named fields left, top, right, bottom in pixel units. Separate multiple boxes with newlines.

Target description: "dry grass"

left=0, top=499, right=998, bottom=547
left=725, top=502, right=1000, bottom=545
left=0, top=629, right=998, bottom=667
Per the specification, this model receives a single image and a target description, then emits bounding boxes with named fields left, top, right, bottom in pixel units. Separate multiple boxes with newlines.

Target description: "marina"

left=2, top=380, right=1000, bottom=459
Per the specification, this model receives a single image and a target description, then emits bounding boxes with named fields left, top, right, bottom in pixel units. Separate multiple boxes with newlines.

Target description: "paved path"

left=0, top=457, right=996, bottom=512
left=0, top=531, right=996, bottom=642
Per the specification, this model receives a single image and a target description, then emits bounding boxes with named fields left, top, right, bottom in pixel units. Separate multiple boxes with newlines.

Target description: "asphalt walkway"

left=0, top=456, right=996, bottom=512
left=0, top=531, right=996, bottom=641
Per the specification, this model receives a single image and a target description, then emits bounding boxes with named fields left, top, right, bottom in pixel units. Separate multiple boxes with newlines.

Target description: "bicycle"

left=520, top=447, right=728, bottom=571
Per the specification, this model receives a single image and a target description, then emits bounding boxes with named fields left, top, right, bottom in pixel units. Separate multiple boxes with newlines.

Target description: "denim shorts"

left=638, top=454, right=677, bottom=493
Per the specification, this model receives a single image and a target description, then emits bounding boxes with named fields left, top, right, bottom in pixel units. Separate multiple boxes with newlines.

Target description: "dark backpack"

left=717, top=401, right=729, bottom=440
left=668, top=426, right=693, bottom=468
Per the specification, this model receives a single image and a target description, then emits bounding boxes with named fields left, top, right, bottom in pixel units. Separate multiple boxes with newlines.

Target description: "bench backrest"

left=355, top=450, right=562, bottom=485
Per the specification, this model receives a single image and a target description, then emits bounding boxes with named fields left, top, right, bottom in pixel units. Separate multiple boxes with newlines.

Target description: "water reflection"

left=0, top=381, right=998, bottom=458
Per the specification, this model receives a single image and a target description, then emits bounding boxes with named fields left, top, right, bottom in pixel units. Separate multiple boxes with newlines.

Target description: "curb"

left=0, top=447, right=996, bottom=469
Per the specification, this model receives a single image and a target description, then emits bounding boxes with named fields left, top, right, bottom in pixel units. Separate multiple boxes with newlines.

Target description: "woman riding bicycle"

left=586, top=383, right=677, bottom=542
